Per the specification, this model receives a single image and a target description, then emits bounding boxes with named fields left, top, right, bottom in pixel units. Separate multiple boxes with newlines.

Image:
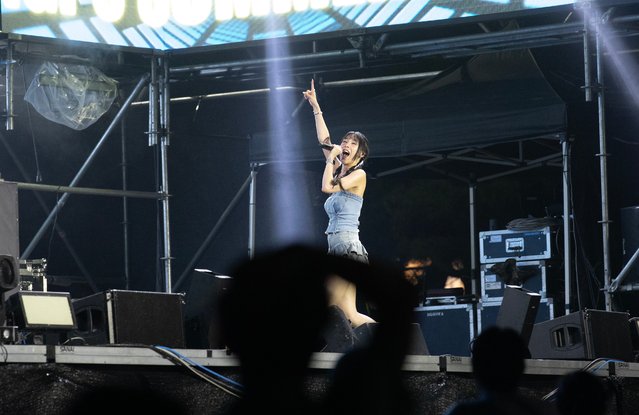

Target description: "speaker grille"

left=110, top=290, right=185, bottom=347
left=72, top=290, right=185, bottom=348
left=530, top=309, right=634, bottom=361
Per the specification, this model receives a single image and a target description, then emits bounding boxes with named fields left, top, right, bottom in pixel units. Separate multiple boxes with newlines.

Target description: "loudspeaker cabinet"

left=71, top=289, right=185, bottom=348
left=529, top=309, right=634, bottom=361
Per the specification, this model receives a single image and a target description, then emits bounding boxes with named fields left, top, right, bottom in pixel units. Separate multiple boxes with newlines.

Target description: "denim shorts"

left=327, top=231, right=369, bottom=264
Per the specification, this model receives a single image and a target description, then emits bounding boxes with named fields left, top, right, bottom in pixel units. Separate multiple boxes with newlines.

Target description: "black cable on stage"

left=150, top=345, right=244, bottom=398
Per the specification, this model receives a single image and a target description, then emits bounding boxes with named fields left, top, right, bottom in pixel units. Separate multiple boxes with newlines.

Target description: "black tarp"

left=249, top=48, right=567, bottom=164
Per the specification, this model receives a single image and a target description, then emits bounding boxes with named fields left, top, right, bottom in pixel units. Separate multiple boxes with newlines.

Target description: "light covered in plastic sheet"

left=24, top=61, right=118, bottom=130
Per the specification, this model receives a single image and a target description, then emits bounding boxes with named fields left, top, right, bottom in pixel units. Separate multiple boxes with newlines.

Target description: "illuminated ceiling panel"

left=1, top=0, right=574, bottom=50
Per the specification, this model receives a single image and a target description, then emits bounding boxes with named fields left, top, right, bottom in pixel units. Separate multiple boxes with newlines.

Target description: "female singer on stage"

left=302, top=79, right=375, bottom=328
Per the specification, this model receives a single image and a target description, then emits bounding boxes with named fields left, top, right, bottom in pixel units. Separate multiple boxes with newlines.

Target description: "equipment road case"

left=480, top=260, right=547, bottom=302
left=479, top=227, right=551, bottom=263
left=413, top=303, right=475, bottom=356
left=477, top=297, right=554, bottom=335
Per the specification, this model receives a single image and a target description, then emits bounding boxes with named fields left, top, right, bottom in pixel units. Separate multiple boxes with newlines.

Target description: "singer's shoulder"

left=351, top=169, right=366, bottom=178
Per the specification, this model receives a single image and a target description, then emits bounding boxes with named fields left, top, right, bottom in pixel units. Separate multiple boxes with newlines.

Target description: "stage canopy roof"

left=248, top=46, right=567, bottom=164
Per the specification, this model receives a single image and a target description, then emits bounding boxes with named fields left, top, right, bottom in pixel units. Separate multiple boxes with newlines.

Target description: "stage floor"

left=1, top=345, right=639, bottom=414
left=3, top=344, right=638, bottom=376
left=4, top=344, right=638, bottom=375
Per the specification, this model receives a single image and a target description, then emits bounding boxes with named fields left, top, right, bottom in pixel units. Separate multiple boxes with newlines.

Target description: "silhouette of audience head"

left=218, top=244, right=331, bottom=414
left=555, top=370, right=609, bottom=415
left=445, top=327, right=555, bottom=415
left=219, top=243, right=415, bottom=415
left=470, top=326, right=529, bottom=394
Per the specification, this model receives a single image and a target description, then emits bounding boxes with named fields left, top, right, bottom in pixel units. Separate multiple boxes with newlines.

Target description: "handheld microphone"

left=319, top=143, right=334, bottom=151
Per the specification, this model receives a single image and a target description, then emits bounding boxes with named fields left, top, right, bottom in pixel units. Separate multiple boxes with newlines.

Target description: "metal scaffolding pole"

left=594, top=16, right=613, bottom=310
left=0, top=133, right=100, bottom=293
left=15, top=182, right=159, bottom=199
left=469, top=182, right=477, bottom=299
left=148, top=55, right=174, bottom=292
left=610, top=246, right=639, bottom=292
left=5, top=41, right=14, bottom=131
left=21, top=74, right=150, bottom=260
left=148, top=58, right=159, bottom=147
left=121, top=115, right=131, bottom=290
left=562, top=137, right=572, bottom=315
left=248, top=166, right=258, bottom=260
left=159, top=57, right=173, bottom=293
left=583, top=9, right=594, bottom=103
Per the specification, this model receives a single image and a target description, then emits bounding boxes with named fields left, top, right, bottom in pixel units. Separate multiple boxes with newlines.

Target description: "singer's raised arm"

left=302, top=79, right=332, bottom=159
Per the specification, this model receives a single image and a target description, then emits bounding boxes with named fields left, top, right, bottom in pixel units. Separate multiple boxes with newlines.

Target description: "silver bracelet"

left=326, top=159, right=334, bottom=165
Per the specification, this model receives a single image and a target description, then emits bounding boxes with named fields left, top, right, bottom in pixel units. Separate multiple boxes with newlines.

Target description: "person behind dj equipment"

left=303, top=78, right=375, bottom=328
left=446, top=257, right=467, bottom=294
left=403, top=256, right=465, bottom=303
left=402, top=257, right=428, bottom=306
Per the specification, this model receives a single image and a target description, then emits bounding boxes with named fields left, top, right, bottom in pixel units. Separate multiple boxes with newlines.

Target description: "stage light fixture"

left=16, top=291, right=77, bottom=330
left=24, top=62, right=118, bottom=131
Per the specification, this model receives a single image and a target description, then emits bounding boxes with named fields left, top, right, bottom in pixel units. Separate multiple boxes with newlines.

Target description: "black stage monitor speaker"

left=182, top=270, right=232, bottom=349
left=71, top=290, right=185, bottom=348
left=529, top=309, right=634, bottom=361
left=353, top=322, right=430, bottom=356
left=495, top=285, right=541, bottom=345
left=0, top=255, right=20, bottom=326
left=320, top=305, right=357, bottom=353
left=0, top=255, right=19, bottom=292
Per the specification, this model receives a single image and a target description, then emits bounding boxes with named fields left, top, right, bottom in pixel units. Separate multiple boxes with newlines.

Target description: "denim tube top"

left=324, top=191, right=363, bottom=234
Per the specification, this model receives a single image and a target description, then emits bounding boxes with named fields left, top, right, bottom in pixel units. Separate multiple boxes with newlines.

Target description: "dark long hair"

left=333, top=131, right=369, bottom=180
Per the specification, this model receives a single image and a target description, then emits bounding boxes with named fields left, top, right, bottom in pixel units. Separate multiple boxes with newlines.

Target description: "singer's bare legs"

left=326, top=274, right=375, bottom=328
